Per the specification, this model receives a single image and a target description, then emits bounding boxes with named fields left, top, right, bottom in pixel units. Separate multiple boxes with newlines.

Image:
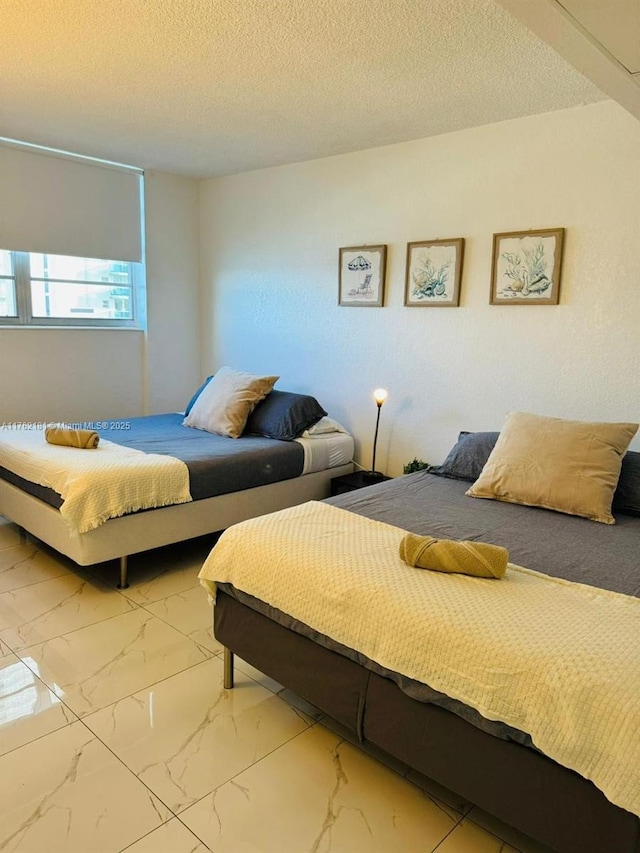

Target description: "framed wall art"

left=404, top=238, right=465, bottom=307
left=338, top=245, right=387, bottom=307
left=491, top=228, right=565, bottom=305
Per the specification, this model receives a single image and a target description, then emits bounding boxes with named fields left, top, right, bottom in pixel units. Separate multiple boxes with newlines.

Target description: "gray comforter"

left=328, top=470, right=640, bottom=598
left=0, top=413, right=304, bottom=507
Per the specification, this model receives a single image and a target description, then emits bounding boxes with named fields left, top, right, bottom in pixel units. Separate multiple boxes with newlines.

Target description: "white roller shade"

left=0, top=143, right=143, bottom=262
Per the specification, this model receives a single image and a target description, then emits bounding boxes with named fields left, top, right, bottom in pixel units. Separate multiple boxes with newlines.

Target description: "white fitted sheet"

left=295, top=433, right=354, bottom=474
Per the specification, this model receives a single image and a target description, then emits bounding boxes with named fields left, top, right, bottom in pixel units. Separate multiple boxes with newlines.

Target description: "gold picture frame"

left=339, top=245, right=387, bottom=307
left=404, top=238, right=465, bottom=307
left=491, top=228, right=565, bottom=305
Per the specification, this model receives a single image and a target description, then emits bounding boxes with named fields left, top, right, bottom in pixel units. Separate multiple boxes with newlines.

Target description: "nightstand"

left=330, top=471, right=392, bottom=496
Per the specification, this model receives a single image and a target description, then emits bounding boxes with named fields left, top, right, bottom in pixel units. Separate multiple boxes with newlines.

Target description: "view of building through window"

left=0, top=278, right=17, bottom=316
left=0, top=249, right=136, bottom=322
left=0, top=249, right=16, bottom=316
left=29, top=254, right=133, bottom=319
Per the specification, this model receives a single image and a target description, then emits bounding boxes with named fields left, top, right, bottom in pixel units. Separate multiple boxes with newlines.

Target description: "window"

left=0, top=250, right=17, bottom=317
left=0, top=249, right=143, bottom=327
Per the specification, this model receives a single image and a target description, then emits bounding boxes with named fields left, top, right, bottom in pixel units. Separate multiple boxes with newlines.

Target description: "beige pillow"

left=183, top=367, right=278, bottom=438
left=466, top=412, right=638, bottom=524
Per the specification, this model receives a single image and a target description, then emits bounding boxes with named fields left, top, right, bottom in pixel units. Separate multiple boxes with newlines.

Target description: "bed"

left=199, top=417, right=640, bottom=853
left=0, top=381, right=354, bottom=588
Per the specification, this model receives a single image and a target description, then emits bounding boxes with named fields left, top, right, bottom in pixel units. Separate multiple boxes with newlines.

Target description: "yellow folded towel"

left=399, top=533, right=508, bottom=579
left=45, top=427, right=100, bottom=449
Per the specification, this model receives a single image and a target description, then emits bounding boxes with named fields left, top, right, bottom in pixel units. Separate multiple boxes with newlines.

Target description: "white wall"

left=199, top=101, right=640, bottom=473
left=0, top=329, right=144, bottom=422
left=144, top=171, right=200, bottom=414
left=0, top=170, right=200, bottom=422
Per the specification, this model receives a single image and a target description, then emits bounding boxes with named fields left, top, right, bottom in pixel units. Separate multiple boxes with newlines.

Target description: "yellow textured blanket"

left=0, top=426, right=191, bottom=533
left=199, top=500, right=640, bottom=818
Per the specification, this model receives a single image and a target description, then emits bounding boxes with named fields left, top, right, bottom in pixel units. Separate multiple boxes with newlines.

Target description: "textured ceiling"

left=0, top=0, right=605, bottom=178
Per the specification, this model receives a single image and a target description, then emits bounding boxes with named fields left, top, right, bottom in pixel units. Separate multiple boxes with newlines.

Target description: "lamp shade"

left=364, top=387, right=389, bottom=482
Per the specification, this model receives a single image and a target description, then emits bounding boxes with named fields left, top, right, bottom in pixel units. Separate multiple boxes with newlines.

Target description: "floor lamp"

left=362, top=387, right=388, bottom=483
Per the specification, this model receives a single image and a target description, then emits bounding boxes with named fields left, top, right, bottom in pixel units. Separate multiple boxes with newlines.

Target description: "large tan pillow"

left=183, top=367, right=278, bottom=438
left=466, top=412, right=638, bottom=524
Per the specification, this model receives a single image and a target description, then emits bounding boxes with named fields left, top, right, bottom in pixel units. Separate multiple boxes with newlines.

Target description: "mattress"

left=295, top=432, right=354, bottom=474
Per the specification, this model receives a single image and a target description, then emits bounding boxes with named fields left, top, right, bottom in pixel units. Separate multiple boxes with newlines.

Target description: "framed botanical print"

left=404, top=238, right=464, bottom=307
left=491, top=228, right=565, bottom=305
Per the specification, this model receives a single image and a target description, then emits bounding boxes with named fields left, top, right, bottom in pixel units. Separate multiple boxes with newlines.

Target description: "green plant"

left=403, top=458, right=429, bottom=475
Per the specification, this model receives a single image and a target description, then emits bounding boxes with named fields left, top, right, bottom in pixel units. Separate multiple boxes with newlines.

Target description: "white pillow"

left=301, top=416, right=348, bottom=437
left=183, top=367, right=278, bottom=438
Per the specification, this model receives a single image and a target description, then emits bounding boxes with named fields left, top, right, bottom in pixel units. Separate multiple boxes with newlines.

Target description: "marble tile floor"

left=0, top=516, right=553, bottom=853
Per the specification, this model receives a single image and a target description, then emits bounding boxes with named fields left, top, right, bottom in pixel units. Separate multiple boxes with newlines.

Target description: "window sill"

left=0, top=324, right=145, bottom=331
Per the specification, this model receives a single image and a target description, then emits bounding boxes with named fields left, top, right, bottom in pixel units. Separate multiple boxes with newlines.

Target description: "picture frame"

left=404, top=238, right=465, bottom=307
left=491, top=228, right=565, bottom=305
left=338, top=245, right=387, bottom=307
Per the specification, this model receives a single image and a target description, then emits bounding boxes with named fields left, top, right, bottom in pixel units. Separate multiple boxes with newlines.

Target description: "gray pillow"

left=613, top=450, right=640, bottom=517
left=429, top=431, right=499, bottom=482
left=184, top=376, right=213, bottom=416
left=245, top=391, right=327, bottom=441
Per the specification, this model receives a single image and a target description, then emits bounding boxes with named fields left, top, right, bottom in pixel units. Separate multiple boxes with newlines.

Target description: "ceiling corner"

left=495, top=0, right=640, bottom=121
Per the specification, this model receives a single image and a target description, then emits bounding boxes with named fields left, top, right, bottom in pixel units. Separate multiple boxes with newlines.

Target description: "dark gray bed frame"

left=215, top=589, right=640, bottom=853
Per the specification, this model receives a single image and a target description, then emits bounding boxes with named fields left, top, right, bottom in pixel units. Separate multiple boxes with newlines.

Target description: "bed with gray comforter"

left=214, top=468, right=640, bottom=853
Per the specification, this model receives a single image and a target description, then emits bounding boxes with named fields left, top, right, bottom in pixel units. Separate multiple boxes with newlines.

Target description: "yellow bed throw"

left=0, top=425, right=191, bottom=533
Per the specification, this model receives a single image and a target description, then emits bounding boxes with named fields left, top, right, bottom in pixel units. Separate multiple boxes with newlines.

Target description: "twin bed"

left=200, top=419, right=640, bottom=853
left=0, top=393, right=354, bottom=587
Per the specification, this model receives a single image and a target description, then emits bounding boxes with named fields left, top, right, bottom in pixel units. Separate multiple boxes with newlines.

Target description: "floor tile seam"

left=314, top=714, right=476, bottom=824
left=315, top=719, right=469, bottom=825
left=172, top=716, right=456, bottom=826
left=110, top=585, right=203, bottom=607
left=81, top=682, right=317, bottom=826
left=173, top=721, right=320, bottom=818
left=428, top=810, right=476, bottom=852
left=0, top=638, right=19, bottom=655
left=90, top=564, right=206, bottom=595
left=0, top=563, right=146, bottom=604
left=0, top=569, right=75, bottom=595
left=71, top=716, right=182, bottom=825
left=77, top=652, right=220, bottom=728
left=116, top=814, right=213, bottom=853
left=0, top=543, right=26, bottom=553
left=3, top=653, right=83, bottom=728
left=6, top=597, right=178, bottom=655
left=81, top=556, right=206, bottom=594
left=0, top=566, right=115, bottom=600
left=0, top=646, right=81, bottom=709
left=404, top=769, right=474, bottom=818
left=0, top=705, right=80, bottom=759
left=0, top=536, right=29, bottom=554
left=12, top=628, right=213, bottom=723
left=81, top=566, right=186, bottom=598
left=171, top=813, right=213, bottom=853
left=440, top=807, right=527, bottom=853
left=135, top=599, right=211, bottom=643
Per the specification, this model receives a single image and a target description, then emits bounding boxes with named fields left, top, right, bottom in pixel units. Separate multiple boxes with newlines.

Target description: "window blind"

left=0, top=142, right=143, bottom=263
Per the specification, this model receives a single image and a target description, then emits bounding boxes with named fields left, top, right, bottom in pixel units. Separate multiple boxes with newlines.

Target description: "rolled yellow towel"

left=399, top=533, right=508, bottom=579
left=45, top=427, right=100, bottom=449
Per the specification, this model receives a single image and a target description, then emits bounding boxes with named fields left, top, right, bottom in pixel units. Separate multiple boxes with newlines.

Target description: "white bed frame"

left=0, top=463, right=353, bottom=587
